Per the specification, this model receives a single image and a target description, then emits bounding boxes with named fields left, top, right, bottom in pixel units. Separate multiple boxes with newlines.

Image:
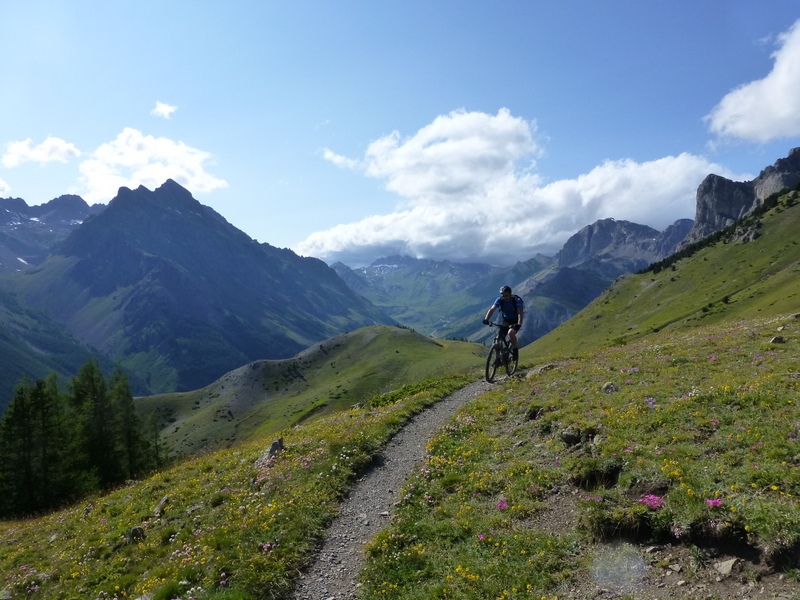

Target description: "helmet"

left=499, top=285, right=512, bottom=294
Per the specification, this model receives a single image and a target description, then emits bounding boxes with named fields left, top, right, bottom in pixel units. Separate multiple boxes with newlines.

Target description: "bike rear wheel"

left=485, top=344, right=501, bottom=382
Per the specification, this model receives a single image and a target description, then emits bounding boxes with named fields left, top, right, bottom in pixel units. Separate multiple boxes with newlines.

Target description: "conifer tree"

left=69, top=358, right=122, bottom=489
left=0, top=377, right=36, bottom=514
left=109, top=367, right=148, bottom=479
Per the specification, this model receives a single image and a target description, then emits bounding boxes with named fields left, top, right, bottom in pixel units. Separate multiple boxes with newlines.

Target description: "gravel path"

left=291, top=379, right=494, bottom=600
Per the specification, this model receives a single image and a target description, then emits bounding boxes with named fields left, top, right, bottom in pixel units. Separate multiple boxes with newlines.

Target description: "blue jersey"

left=494, top=295, right=523, bottom=323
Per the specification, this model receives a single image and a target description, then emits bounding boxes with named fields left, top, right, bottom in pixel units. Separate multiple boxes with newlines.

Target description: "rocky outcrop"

left=754, top=147, right=800, bottom=201
left=557, top=217, right=694, bottom=277
left=680, top=147, right=800, bottom=247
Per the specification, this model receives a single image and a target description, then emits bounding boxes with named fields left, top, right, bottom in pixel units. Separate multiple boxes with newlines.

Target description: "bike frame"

left=484, top=322, right=518, bottom=382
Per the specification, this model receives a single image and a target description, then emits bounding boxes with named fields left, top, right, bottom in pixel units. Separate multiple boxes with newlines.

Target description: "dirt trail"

left=290, top=379, right=494, bottom=600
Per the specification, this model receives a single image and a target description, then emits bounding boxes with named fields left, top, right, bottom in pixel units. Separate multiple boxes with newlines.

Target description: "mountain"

left=557, top=218, right=694, bottom=277
left=2, top=180, right=394, bottom=395
left=0, top=286, right=122, bottom=414
left=680, top=146, right=800, bottom=247
left=331, top=255, right=501, bottom=325
left=335, top=219, right=692, bottom=345
left=0, top=194, right=103, bottom=274
left=5, top=161, right=800, bottom=600
left=530, top=185, right=800, bottom=357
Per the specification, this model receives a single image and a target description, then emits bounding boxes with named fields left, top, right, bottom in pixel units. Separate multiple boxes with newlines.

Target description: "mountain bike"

left=485, top=322, right=518, bottom=382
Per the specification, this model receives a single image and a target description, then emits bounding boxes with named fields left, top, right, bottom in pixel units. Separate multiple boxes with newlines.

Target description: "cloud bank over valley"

left=297, top=110, right=741, bottom=266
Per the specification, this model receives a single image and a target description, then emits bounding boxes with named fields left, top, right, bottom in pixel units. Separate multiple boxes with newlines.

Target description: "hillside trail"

left=290, top=378, right=494, bottom=600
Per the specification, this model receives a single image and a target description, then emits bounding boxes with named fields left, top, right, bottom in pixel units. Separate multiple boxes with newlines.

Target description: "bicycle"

left=484, top=322, right=518, bottom=382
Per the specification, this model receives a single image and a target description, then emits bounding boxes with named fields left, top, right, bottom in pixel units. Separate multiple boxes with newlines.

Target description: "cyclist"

left=483, top=285, right=524, bottom=360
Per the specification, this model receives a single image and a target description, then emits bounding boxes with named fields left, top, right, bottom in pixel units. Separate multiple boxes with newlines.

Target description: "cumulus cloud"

left=77, top=127, right=227, bottom=203
left=298, top=109, right=741, bottom=267
left=706, top=19, right=800, bottom=142
left=2, top=136, right=81, bottom=167
left=151, top=101, right=178, bottom=119
left=0, top=177, right=10, bottom=196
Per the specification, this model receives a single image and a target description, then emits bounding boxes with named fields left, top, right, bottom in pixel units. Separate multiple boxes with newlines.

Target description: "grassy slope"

left=136, top=325, right=486, bottom=458
left=528, top=194, right=800, bottom=358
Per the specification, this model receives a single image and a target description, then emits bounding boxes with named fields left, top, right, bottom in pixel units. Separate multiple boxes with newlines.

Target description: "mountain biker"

left=483, top=285, right=524, bottom=360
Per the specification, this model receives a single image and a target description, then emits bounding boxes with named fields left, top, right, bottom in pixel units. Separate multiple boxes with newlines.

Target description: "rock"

left=559, top=428, right=582, bottom=446
left=770, top=336, right=785, bottom=344
left=600, top=382, right=616, bottom=393
left=128, top=526, right=146, bottom=544
left=714, top=557, right=737, bottom=577
left=153, top=495, right=169, bottom=517
left=268, top=437, right=285, bottom=459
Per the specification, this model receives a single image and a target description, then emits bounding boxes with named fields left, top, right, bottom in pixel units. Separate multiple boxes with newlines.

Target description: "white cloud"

left=0, top=177, right=10, bottom=196
left=297, top=110, right=742, bottom=267
left=322, top=148, right=360, bottom=169
left=151, top=101, right=178, bottom=119
left=76, top=127, right=227, bottom=203
left=706, top=19, right=800, bottom=142
left=2, top=136, right=81, bottom=167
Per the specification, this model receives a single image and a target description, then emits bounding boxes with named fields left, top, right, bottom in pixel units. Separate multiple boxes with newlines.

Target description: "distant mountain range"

left=0, top=148, right=798, bottom=417
left=0, top=180, right=392, bottom=410
left=333, top=217, right=693, bottom=343
left=0, top=193, right=103, bottom=275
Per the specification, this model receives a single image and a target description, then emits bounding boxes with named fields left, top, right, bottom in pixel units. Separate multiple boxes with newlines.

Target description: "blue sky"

left=2, top=2, right=800, bottom=267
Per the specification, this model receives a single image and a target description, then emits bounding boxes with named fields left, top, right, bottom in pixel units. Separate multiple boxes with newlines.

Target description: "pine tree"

left=69, top=358, right=121, bottom=489
left=109, top=367, right=148, bottom=479
left=0, top=377, right=36, bottom=514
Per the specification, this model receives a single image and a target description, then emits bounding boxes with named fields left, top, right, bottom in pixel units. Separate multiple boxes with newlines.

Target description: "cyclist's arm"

left=484, top=305, right=497, bottom=322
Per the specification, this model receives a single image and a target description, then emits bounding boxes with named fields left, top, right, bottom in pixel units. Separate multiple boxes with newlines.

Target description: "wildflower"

left=496, top=498, right=508, bottom=510
left=706, top=498, right=723, bottom=508
left=638, top=494, right=665, bottom=509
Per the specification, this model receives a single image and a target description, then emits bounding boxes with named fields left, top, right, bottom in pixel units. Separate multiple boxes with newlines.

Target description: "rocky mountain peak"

left=556, top=217, right=691, bottom=277
left=681, top=147, right=800, bottom=247
left=0, top=193, right=103, bottom=274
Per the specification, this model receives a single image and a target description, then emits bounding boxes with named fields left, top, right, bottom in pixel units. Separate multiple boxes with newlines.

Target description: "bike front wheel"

left=485, top=344, right=501, bottom=382
left=505, top=349, right=518, bottom=377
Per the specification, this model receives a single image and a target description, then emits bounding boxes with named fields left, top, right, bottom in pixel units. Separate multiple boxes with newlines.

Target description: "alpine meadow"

left=0, top=163, right=799, bottom=599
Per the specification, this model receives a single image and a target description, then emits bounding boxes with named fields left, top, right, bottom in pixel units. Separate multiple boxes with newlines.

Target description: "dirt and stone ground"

left=290, top=378, right=800, bottom=600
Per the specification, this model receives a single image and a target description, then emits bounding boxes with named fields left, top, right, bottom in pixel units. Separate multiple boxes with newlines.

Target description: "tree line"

left=0, top=359, right=161, bottom=518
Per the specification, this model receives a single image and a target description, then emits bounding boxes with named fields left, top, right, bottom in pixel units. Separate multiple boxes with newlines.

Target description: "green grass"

left=136, top=326, right=485, bottom=458
left=5, top=314, right=794, bottom=600
left=359, top=314, right=800, bottom=598
left=0, top=374, right=473, bottom=600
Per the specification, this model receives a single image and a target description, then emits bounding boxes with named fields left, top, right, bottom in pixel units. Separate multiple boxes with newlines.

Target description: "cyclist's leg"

left=498, top=324, right=511, bottom=343
left=503, top=320, right=519, bottom=361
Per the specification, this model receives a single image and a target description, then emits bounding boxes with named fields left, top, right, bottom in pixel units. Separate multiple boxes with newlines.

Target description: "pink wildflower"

left=638, top=494, right=665, bottom=509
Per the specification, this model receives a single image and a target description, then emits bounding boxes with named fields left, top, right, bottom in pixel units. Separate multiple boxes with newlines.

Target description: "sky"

left=2, top=2, right=800, bottom=267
